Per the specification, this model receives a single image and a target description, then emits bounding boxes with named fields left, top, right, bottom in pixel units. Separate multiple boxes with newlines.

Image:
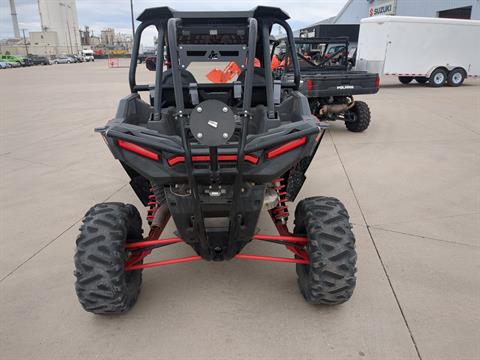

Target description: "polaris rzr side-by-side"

left=74, top=6, right=357, bottom=314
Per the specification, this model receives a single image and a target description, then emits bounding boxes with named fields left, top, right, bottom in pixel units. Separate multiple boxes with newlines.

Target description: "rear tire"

left=415, top=77, right=428, bottom=84
left=294, top=197, right=357, bottom=305
left=74, top=202, right=143, bottom=314
left=398, top=76, right=413, bottom=84
left=447, top=68, right=466, bottom=87
left=345, top=100, right=370, bottom=132
left=429, top=68, right=447, bottom=87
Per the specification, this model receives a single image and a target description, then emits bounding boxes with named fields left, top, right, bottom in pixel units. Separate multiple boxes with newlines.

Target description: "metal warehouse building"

left=333, top=0, right=479, bottom=24
left=297, top=0, right=479, bottom=41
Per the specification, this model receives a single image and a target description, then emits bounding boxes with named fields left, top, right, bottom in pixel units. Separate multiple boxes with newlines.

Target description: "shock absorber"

left=272, top=178, right=289, bottom=223
left=146, top=188, right=157, bottom=225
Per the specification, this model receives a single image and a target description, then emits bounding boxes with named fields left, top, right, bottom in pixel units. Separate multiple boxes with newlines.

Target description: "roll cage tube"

left=276, top=19, right=300, bottom=89
left=166, top=18, right=185, bottom=113
left=243, top=18, right=258, bottom=112
left=129, top=20, right=156, bottom=93
left=153, top=25, right=165, bottom=120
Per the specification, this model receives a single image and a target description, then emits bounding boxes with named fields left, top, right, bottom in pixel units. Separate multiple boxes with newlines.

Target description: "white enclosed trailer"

left=355, top=16, right=480, bottom=87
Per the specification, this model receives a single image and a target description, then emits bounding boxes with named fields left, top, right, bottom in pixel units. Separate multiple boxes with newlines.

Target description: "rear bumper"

left=97, top=119, right=322, bottom=185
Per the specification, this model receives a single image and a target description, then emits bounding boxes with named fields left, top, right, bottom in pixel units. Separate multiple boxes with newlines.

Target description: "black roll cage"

left=128, top=7, right=300, bottom=120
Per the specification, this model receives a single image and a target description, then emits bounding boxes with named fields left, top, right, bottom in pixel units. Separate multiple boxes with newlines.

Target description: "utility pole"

left=130, top=0, right=135, bottom=37
left=21, top=28, right=29, bottom=55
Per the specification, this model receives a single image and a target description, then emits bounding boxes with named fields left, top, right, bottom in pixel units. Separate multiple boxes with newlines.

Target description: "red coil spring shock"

left=272, top=178, right=289, bottom=222
left=146, top=188, right=158, bottom=225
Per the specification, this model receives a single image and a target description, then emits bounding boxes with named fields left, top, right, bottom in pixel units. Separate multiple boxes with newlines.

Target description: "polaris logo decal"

left=337, top=85, right=354, bottom=89
left=208, top=120, right=218, bottom=128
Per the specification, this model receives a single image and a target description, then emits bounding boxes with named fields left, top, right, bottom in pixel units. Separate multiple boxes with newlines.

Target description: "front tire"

left=294, top=197, right=357, bottom=305
left=74, top=202, right=143, bottom=314
left=345, top=100, right=370, bottom=132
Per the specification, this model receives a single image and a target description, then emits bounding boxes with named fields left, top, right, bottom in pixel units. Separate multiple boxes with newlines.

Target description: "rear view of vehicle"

left=356, top=16, right=480, bottom=87
left=279, top=37, right=379, bottom=132
left=73, top=6, right=357, bottom=314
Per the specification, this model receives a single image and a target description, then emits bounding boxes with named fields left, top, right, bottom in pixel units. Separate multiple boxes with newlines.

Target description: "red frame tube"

left=124, top=202, right=309, bottom=271
left=126, top=237, right=182, bottom=249
left=126, top=256, right=202, bottom=271
left=235, top=254, right=308, bottom=264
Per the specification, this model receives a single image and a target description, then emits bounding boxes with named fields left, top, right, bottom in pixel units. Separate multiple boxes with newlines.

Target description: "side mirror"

left=145, top=56, right=156, bottom=71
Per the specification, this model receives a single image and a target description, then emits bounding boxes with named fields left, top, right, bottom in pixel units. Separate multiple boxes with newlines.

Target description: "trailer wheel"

left=398, top=76, right=413, bottom=84
left=74, top=202, right=143, bottom=314
left=345, top=101, right=370, bottom=132
left=415, top=77, right=428, bottom=84
left=294, top=197, right=357, bottom=305
left=429, top=68, right=447, bottom=87
left=447, top=68, right=466, bottom=87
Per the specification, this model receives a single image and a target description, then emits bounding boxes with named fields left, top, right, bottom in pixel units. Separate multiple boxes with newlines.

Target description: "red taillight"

left=244, top=154, right=259, bottom=165
left=167, top=154, right=259, bottom=166
left=167, top=155, right=185, bottom=166
left=306, top=79, right=314, bottom=91
left=266, top=137, right=307, bottom=159
left=375, top=74, right=380, bottom=90
left=117, top=139, right=159, bottom=161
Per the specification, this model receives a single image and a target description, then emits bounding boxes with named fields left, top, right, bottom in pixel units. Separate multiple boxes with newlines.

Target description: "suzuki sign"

left=368, top=0, right=397, bottom=17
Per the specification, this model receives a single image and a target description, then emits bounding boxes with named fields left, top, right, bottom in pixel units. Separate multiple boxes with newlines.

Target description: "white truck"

left=355, top=16, right=480, bottom=87
left=82, top=49, right=95, bottom=62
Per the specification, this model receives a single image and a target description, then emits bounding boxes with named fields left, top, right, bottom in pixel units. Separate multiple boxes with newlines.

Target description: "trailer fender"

left=426, top=65, right=466, bottom=78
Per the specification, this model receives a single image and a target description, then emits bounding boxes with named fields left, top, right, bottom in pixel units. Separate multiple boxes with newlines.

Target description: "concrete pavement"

left=0, top=61, right=479, bottom=359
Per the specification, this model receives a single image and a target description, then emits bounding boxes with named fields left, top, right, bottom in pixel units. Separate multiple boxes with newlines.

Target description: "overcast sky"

left=1, top=0, right=346, bottom=43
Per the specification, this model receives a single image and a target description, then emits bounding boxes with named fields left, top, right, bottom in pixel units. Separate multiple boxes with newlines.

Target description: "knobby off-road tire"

left=346, top=100, right=370, bottom=132
left=74, top=202, right=143, bottom=314
left=294, top=197, right=357, bottom=305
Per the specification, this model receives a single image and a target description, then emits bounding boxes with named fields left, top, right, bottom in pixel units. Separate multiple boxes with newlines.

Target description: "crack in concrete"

left=328, top=130, right=423, bottom=360
left=0, top=183, right=129, bottom=284
left=369, top=226, right=479, bottom=249
left=371, top=211, right=480, bottom=227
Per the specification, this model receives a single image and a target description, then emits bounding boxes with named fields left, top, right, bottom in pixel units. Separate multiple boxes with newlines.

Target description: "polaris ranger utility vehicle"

left=74, top=6, right=357, bottom=314
left=276, top=37, right=379, bottom=132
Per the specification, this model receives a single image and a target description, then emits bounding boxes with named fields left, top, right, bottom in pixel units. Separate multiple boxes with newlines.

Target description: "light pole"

left=21, top=28, right=28, bottom=55
left=130, top=0, right=135, bottom=37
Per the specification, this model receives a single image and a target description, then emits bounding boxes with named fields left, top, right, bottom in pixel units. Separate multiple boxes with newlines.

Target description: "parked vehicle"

left=0, top=61, right=11, bottom=69
left=0, top=54, right=26, bottom=67
left=73, top=6, right=358, bottom=314
left=26, top=55, right=50, bottom=65
left=4, top=60, right=21, bottom=68
left=82, top=50, right=94, bottom=62
left=138, top=50, right=155, bottom=63
left=356, top=16, right=480, bottom=87
left=52, top=55, right=74, bottom=64
left=278, top=37, right=379, bottom=132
